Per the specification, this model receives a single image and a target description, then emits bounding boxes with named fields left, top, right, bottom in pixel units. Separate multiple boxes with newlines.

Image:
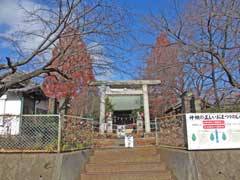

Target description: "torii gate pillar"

left=99, top=84, right=106, bottom=134
left=143, top=84, right=151, bottom=133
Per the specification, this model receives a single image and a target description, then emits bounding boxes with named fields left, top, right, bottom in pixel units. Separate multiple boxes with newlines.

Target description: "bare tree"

left=0, top=0, right=130, bottom=96
left=144, top=0, right=240, bottom=107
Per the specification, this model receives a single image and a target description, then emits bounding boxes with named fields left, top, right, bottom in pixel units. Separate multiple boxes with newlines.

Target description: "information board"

left=125, top=135, right=134, bottom=148
left=186, top=113, right=240, bottom=150
left=117, top=125, right=126, bottom=138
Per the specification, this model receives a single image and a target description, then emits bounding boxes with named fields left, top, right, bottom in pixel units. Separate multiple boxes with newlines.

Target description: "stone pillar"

left=106, top=112, right=113, bottom=134
left=136, top=112, right=143, bottom=133
left=99, top=85, right=106, bottom=134
left=194, top=97, right=201, bottom=112
left=182, top=91, right=193, bottom=113
left=142, top=84, right=150, bottom=133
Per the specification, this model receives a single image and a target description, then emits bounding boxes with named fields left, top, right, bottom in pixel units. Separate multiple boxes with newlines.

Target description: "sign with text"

left=117, top=125, right=126, bottom=138
left=186, top=113, right=240, bottom=150
left=125, top=135, right=134, bottom=148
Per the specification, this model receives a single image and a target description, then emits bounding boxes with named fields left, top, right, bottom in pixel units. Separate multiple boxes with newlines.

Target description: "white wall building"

left=0, top=85, right=48, bottom=135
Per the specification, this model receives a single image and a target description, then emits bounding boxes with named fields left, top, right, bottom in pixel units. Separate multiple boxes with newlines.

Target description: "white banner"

left=186, top=113, right=240, bottom=150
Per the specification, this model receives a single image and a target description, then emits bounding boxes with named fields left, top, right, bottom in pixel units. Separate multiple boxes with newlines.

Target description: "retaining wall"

left=0, top=149, right=92, bottom=180
left=158, top=147, right=240, bottom=180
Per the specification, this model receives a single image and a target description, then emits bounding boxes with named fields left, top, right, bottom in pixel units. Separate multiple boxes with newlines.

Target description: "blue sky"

left=112, top=0, right=189, bottom=80
left=0, top=0, right=189, bottom=81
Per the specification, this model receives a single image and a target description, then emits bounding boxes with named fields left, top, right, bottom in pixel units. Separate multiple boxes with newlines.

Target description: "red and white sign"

left=202, top=120, right=225, bottom=129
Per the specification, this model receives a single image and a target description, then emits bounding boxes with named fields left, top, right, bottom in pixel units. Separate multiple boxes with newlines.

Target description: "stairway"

left=81, top=147, right=174, bottom=180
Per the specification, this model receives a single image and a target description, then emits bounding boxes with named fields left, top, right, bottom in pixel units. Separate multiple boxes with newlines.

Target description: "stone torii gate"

left=89, top=80, right=161, bottom=134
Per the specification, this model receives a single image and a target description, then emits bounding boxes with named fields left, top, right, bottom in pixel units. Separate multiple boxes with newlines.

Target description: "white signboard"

left=186, top=113, right=240, bottom=150
left=0, top=116, right=20, bottom=135
left=125, top=135, right=134, bottom=148
left=117, top=125, right=125, bottom=138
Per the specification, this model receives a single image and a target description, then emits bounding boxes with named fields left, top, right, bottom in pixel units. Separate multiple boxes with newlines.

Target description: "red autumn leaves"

left=42, top=27, right=95, bottom=100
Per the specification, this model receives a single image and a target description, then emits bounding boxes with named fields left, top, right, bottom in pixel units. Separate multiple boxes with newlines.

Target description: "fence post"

left=155, top=117, right=159, bottom=146
left=57, top=113, right=62, bottom=153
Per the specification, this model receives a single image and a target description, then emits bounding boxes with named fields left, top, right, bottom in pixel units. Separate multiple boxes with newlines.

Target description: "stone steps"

left=81, top=171, right=172, bottom=180
left=93, top=137, right=156, bottom=148
left=89, top=154, right=160, bottom=163
left=81, top=147, right=173, bottom=180
left=85, top=162, right=166, bottom=173
left=93, top=146, right=157, bottom=156
left=89, top=147, right=159, bottom=163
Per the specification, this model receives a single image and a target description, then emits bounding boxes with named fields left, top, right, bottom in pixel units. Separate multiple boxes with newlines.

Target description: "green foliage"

left=45, top=139, right=58, bottom=152
left=33, top=143, right=42, bottom=150
left=61, top=142, right=89, bottom=151
left=131, top=106, right=144, bottom=119
left=76, top=143, right=84, bottom=149
left=105, top=97, right=114, bottom=112
left=62, top=144, right=71, bottom=151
